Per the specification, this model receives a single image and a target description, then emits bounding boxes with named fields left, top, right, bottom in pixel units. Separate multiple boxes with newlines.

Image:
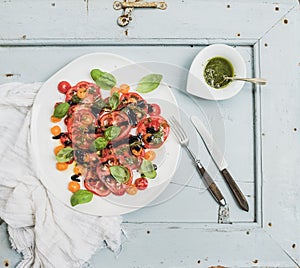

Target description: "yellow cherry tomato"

left=77, top=87, right=87, bottom=99
left=56, top=162, right=68, bottom=171
left=126, top=185, right=138, bottom=195
left=54, top=145, right=64, bottom=155
left=144, top=150, right=156, bottom=161
left=68, top=181, right=80, bottom=193
left=51, top=125, right=61, bottom=136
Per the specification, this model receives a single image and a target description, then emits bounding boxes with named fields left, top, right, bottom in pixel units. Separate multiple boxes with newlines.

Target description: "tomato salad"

left=51, top=71, right=170, bottom=206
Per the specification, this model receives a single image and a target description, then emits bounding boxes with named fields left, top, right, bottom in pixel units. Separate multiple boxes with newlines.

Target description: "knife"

left=190, top=115, right=249, bottom=212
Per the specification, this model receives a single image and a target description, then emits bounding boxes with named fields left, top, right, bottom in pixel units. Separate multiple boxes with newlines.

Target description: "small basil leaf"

left=104, top=126, right=121, bottom=140
left=109, top=92, right=120, bottom=111
left=53, top=102, right=70, bottom=118
left=70, top=190, right=93, bottom=207
left=140, top=159, right=157, bottom=179
left=55, top=147, right=74, bottom=162
left=93, top=137, right=108, bottom=150
left=109, top=166, right=130, bottom=183
left=71, top=95, right=81, bottom=104
left=91, top=69, right=116, bottom=90
left=136, top=74, right=163, bottom=93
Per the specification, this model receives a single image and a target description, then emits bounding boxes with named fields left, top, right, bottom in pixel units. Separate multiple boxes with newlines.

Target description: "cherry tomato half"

left=134, top=177, right=148, bottom=190
left=147, top=103, right=161, bottom=116
left=57, top=81, right=71, bottom=94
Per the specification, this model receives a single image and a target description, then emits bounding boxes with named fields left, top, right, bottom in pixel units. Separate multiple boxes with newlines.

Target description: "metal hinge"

left=113, top=0, right=167, bottom=27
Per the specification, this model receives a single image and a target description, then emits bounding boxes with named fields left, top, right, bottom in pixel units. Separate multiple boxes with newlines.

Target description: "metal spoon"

left=223, top=76, right=267, bottom=85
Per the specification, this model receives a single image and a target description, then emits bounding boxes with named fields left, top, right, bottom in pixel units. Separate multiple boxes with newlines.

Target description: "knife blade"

left=190, top=115, right=249, bottom=212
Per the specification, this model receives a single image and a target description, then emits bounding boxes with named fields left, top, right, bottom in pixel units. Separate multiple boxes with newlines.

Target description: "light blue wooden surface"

left=0, top=0, right=299, bottom=267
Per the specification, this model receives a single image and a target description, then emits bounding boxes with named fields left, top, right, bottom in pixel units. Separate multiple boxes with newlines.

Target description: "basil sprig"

left=109, top=166, right=130, bottom=183
left=90, top=69, right=116, bottom=90
left=140, top=159, right=157, bottom=179
left=136, top=74, right=163, bottom=93
left=56, top=147, right=74, bottom=162
left=53, top=102, right=70, bottom=118
left=109, top=92, right=120, bottom=111
left=71, top=190, right=93, bottom=207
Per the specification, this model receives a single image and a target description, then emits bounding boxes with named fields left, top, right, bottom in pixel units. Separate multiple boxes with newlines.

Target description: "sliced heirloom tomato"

left=84, top=170, right=111, bottom=197
left=136, top=116, right=170, bottom=149
left=65, top=81, right=101, bottom=103
left=119, top=92, right=148, bottom=111
left=96, top=156, right=132, bottom=196
left=99, top=111, right=131, bottom=141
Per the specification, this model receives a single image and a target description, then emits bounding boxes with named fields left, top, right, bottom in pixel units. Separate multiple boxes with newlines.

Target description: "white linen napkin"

left=0, top=83, right=123, bottom=268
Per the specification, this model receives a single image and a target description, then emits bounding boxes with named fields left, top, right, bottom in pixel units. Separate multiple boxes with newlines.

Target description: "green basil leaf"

left=55, top=147, right=74, bottom=162
left=70, top=190, right=93, bottom=207
left=53, top=102, right=70, bottom=118
left=140, top=159, right=157, bottom=179
left=109, top=92, right=120, bottom=111
left=136, top=74, right=163, bottom=93
left=144, top=169, right=157, bottom=179
left=104, top=126, right=121, bottom=140
left=93, top=137, right=108, bottom=150
left=90, top=69, right=104, bottom=81
left=109, top=166, right=130, bottom=183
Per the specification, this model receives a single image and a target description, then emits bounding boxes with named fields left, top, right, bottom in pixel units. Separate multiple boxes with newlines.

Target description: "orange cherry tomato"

left=119, top=84, right=130, bottom=94
left=51, top=125, right=61, bottom=136
left=144, top=150, right=156, bottom=161
left=51, top=116, right=61, bottom=123
left=126, top=185, right=138, bottom=195
left=68, top=181, right=80, bottom=193
left=56, top=162, right=68, bottom=171
left=54, top=145, right=64, bottom=155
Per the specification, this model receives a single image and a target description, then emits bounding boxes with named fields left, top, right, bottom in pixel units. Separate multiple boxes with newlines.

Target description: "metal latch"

left=113, top=1, right=167, bottom=27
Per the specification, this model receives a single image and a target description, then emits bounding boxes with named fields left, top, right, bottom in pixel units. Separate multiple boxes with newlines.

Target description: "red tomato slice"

left=84, top=170, right=111, bottom=197
left=136, top=116, right=170, bottom=149
left=65, top=81, right=100, bottom=102
left=99, top=111, right=131, bottom=141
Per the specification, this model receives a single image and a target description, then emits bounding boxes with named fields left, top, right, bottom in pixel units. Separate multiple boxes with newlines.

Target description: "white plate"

left=187, top=44, right=247, bottom=100
left=31, top=53, right=180, bottom=216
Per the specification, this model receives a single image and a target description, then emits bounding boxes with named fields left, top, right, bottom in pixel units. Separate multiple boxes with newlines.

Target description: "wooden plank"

left=0, top=223, right=21, bottom=267
left=89, top=226, right=297, bottom=267
left=0, top=0, right=297, bottom=44
left=260, top=5, right=300, bottom=265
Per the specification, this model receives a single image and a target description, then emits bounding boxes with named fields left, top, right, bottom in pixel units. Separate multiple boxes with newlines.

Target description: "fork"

left=169, top=116, right=226, bottom=206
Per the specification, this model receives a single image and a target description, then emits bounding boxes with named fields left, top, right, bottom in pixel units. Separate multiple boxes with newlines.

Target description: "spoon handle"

left=229, top=77, right=267, bottom=85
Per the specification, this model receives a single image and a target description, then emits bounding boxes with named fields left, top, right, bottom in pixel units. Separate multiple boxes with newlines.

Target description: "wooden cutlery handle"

left=221, top=169, right=249, bottom=211
left=197, top=165, right=226, bottom=206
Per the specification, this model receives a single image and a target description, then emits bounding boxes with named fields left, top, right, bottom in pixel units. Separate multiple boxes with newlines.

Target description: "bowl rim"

left=186, top=44, right=247, bottom=100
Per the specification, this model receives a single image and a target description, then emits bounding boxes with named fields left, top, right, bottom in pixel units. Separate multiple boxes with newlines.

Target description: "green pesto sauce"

left=203, top=57, right=234, bottom=89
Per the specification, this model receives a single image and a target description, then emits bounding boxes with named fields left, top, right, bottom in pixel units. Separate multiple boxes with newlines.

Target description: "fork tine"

left=170, top=116, right=187, bottom=140
left=168, top=118, right=182, bottom=142
left=169, top=116, right=186, bottom=143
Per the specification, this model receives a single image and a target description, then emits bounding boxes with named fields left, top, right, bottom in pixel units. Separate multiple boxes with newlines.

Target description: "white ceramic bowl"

left=186, top=44, right=246, bottom=100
